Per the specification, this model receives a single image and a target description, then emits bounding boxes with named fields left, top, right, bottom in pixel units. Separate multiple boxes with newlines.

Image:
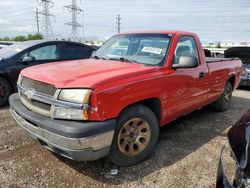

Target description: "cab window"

left=174, top=36, right=199, bottom=64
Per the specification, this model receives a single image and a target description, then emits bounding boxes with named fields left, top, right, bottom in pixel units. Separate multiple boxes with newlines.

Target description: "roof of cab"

left=119, top=30, right=196, bottom=36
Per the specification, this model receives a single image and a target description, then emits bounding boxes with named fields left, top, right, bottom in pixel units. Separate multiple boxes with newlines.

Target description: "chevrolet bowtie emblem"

left=24, top=89, right=35, bottom=100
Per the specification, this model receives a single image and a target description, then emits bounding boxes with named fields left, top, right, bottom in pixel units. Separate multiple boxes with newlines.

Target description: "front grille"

left=19, top=76, right=57, bottom=117
left=21, top=94, right=51, bottom=111
left=21, top=77, right=56, bottom=97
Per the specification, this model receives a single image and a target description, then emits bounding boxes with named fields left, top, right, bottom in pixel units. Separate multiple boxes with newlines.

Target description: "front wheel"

left=109, top=104, right=159, bottom=167
left=213, top=82, right=233, bottom=112
left=0, top=77, right=12, bottom=107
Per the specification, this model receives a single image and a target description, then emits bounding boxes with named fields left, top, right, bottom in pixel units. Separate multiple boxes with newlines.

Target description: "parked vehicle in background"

left=0, top=40, right=96, bottom=106
left=216, top=110, right=250, bottom=188
left=0, top=45, right=6, bottom=49
left=0, top=42, right=13, bottom=49
left=204, top=48, right=223, bottom=58
left=9, top=31, right=242, bottom=166
left=224, top=47, right=250, bottom=87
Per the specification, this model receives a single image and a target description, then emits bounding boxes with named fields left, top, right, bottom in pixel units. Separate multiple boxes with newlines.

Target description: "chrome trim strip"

left=10, top=108, right=114, bottom=151
left=17, top=84, right=89, bottom=110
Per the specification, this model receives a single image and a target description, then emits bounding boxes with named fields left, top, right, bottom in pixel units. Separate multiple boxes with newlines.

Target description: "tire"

left=0, top=77, right=12, bottom=107
left=109, top=104, right=159, bottom=167
left=213, top=82, right=233, bottom=112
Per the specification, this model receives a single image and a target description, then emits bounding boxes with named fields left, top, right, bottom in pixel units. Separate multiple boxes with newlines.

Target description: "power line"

left=37, top=0, right=55, bottom=40
left=64, top=0, right=83, bottom=42
left=116, top=14, right=121, bottom=34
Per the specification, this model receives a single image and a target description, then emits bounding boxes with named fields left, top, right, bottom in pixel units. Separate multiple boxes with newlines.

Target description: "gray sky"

left=0, top=0, right=250, bottom=42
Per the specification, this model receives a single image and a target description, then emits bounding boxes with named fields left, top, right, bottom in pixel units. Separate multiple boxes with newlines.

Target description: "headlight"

left=246, top=68, right=250, bottom=73
left=59, top=89, right=92, bottom=104
left=52, top=89, right=92, bottom=120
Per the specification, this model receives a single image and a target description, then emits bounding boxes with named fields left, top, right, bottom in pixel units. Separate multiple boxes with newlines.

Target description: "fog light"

left=52, top=107, right=87, bottom=120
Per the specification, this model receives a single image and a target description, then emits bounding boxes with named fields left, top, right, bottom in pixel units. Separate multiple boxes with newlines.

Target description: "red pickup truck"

left=9, top=31, right=242, bottom=166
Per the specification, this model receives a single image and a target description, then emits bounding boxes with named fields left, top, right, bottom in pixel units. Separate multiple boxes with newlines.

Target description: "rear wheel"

left=213, top=82, right=233, bottom=112
left=0, top=77, right=12, bottom=107
left=109, top=104, right=159, bottom=167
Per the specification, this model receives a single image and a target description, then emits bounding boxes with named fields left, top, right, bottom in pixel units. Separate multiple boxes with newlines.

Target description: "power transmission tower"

left=64, top=0, right=83, bottom=42
left=37, top=0, right=54, bottom=40
left=35, top=8, right=40, bottom=35
left=116, top=14, right=121, bottom=34
left=82, top=12, right=85, bottom=42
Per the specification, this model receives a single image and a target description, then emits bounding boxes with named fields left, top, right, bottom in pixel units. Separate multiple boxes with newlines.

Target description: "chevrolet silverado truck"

left=9, top=31, right=242, bottom=166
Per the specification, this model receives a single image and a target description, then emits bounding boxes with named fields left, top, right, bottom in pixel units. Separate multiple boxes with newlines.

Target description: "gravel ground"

left=0, top=88, right=250, bottom=188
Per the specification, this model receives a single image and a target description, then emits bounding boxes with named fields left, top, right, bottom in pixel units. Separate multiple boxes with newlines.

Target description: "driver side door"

left=166, top=36, right=208, bottom=121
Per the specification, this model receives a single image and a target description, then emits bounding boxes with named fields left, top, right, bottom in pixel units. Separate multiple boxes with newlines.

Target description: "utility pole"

left=35, top=8, right=40, bottom=35
left=64, top=0, right=83, bottom=42
left=82, top=12, right=85, bottom=42
left=37, top=0, right=55, bottom=40
left=116, top=14, right=121, bottom=34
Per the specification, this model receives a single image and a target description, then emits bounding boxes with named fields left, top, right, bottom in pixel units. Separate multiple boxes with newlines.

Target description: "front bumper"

left=216, top=147, right=235, bottom=188
left=9, top=93, right=116, bottom=161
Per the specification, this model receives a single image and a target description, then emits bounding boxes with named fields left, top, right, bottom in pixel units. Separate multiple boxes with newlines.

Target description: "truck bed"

left=206, top=57, right=239, bottom=63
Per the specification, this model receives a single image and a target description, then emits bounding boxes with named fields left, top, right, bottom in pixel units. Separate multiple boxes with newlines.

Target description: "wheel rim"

left=224, top=87, right=231, bottom=105
left=0, top=82, right=7, bottom=99
left=117, top=118, right=151, bottom=156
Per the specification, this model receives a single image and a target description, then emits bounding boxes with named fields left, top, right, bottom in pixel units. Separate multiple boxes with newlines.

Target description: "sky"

left=0, top=0, right=250, bottom=42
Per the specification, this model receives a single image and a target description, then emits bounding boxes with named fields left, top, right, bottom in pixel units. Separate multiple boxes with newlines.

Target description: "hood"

left=21, top=59, right=157, bottom=89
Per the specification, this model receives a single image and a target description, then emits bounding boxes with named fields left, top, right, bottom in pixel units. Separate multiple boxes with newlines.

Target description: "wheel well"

left=228, top=76, right=236, bottom=89
left=120, top=98, right=161, bottom=123
left=0, top=76, right=14, bottom=92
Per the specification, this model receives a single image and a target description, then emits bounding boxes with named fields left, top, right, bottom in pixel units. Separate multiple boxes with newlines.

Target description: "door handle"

left=199, top=72, right=205, bottom=78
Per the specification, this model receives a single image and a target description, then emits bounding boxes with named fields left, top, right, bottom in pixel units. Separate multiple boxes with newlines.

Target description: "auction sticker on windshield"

left=141, top=47, right=163, bottom=55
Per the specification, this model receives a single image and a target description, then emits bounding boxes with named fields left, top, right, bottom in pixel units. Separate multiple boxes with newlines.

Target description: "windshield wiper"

left=109, top=57, right=139, bottom=64
left=92, top=55, right=106, bottom=60
left=120, top=57, right=139, bottom=64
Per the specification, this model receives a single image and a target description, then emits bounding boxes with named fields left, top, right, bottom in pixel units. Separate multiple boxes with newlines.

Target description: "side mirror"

left=173, top=56, right=198, bottom=69
left=20, top=56, right=35, bottom=63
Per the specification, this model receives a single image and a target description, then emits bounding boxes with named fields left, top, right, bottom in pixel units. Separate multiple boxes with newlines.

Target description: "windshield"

left=0, top=41, right=40, bottom=59
left=94, top=34, right=172, bottom=66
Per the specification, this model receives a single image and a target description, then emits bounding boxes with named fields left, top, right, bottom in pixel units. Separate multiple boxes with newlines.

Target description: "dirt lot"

left=0, top=88, right=250, bottom=188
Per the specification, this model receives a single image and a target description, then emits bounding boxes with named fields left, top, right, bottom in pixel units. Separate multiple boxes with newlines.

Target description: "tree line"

left=0, top=34, right=43, bottom=42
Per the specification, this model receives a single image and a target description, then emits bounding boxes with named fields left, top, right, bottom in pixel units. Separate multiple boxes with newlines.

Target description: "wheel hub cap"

left=117, top=118, right=151, bottom=156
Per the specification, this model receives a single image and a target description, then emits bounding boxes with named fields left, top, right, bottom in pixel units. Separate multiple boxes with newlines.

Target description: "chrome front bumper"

left=9, top=93, right=116, bottom=161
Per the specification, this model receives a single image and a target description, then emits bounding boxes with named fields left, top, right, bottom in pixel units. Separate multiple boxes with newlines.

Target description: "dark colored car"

left=225, top=47, right=250, bottom=87
left=0, top=40, right=96, bottom=106
left=0, top=42, right=13, bottom=49
left=216, top=110, right=250, bottom=188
